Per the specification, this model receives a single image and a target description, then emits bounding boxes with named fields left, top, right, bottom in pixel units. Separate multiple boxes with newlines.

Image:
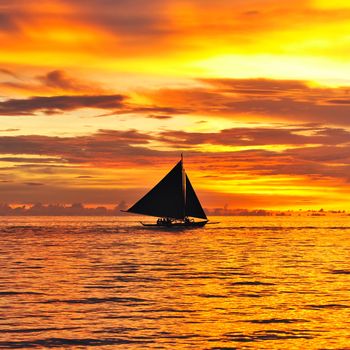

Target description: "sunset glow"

left=2, top=0, right=350, bottom=210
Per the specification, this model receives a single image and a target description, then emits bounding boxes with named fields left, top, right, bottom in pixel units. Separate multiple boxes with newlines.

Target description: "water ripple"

left=42, top=297, right=148, bottom=305
left=0, top=337, right=153, bottom=348
left=0, top=216, right=349, bottom=349
left=247, top=318, right=307, bottom=324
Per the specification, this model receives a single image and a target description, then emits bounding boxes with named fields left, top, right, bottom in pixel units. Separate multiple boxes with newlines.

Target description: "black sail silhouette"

left=126, top=158, right=207, bottom=220
left=185, top=175, right=207, bottom=220
left=126, top=161, right=185, bottom=219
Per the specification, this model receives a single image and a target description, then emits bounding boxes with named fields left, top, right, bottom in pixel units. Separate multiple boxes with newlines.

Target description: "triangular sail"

left=185, top=175, right=207, bottom=220
left=126, top=160, right=185, bottom=219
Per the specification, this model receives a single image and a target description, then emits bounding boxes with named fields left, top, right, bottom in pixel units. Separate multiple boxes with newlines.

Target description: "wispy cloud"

left=0, top=69, right=110, bottom=95
left=0, top=68, right=19, bottom=79
left=0, top=94, right=125, bottom=115
left=157, top=126, right=350, bottom=147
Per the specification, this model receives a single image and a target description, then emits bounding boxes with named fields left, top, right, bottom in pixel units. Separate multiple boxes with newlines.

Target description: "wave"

left=0, top=327, right=80, bottom=334
left=0, top=291, right=43, bottom=296
left=247, top=318, right=307, bottom=324
left=229, top=281, right=275, bottom=286
left=330, top=269, right=350, bottom=275
left=306, top=303, right=350, bottom=310
left=0, top=337, right=153, bottom=348
left=42, top=297, right=148, bottom=305
left=222, top=329, right=314, bottom=342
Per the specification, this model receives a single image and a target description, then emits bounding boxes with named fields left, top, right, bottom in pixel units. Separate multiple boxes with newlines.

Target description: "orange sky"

left=1, top=0, right=350, bottom=210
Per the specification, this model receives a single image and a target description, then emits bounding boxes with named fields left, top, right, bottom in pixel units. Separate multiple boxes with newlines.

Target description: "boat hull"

left=141, top=220, right=208, bottom=228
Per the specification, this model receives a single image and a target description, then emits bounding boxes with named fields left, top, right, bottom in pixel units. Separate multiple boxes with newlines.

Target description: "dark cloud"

left=0, top=12, right=18, bottom=32
left=0, top=125, right=350, bottom=183
left=0, top=129, right=20, bottom=132
left=201, top=78, right=310, bottom=93
left=147, top=115, right=172, bottom=119
left=151, top=78, right=350, bottom=125
left=37, top=70, right=108, bottom=93
left=96, top=16, right=171, bottom=38
left=0, top=129, right=160, bottom=165
left=0, top=69, right=111, bottom=95
left=38, top=70, right=78, bottom=90
left=243, top=10, right=261, bottom=16
left=157, top=126, right=350, bottom=147
left=0, top=157, right=59, bottom=163
left=128, top=106, right=191, bottom=114
left=0, top=94, right=125, bottom=115
left=186, top=147, right=350, bottom=183
left=224, top=98, right=350, bottom=125
left=327, top=99, right=350, bottom=105
left=96, top=105, right=190, bottom=118
left=56, top=0, right=333, bottom=56
left=246, top=153, right=350, bottom=180
left=65, top=0, right=172, bottom=44
left=1, top=124, right=350, bottom=205
left=1, top=126, right=350, bottom=164
left=0, top=69, right=190, bottom=116
left=285, top=145, right=350, bottom=163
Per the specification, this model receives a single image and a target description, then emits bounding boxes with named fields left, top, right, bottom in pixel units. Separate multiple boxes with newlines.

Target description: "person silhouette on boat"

left=157, top=218, right=171, bottom=225
left=185, top=217, right=194, bottom=223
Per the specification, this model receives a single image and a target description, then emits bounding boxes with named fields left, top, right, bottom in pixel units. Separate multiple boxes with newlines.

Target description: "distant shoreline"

left=0, top=203, right=346, bottom=217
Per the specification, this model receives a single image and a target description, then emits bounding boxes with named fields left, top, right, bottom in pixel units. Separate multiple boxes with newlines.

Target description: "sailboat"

left=123, top=155, right=208, bottom=227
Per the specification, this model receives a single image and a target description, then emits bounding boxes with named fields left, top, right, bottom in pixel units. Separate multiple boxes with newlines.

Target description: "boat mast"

left=181, top=153, right=186, bottom=219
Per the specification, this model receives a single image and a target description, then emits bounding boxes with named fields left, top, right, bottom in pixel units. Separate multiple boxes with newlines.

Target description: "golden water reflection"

left=0, top=216, right=349, bottom=349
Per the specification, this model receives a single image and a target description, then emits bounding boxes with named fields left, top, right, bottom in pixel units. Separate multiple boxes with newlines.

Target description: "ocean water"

left=0, top=216, right=349, bottom=349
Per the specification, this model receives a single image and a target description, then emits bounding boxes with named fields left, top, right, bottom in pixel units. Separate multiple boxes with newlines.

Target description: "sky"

left=1, top=0, right=350, bottom=210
